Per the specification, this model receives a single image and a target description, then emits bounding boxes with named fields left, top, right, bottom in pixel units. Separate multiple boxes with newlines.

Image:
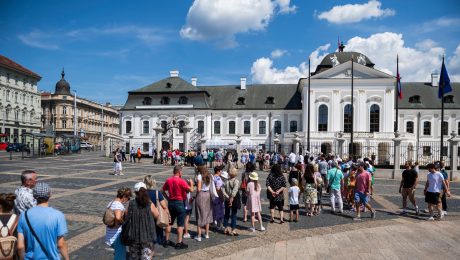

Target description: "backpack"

left=0, top=214, right=18, bottom=260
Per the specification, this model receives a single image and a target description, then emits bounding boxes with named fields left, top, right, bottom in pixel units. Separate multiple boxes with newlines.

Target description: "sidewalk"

left=216, top=218, right=460, bottom=260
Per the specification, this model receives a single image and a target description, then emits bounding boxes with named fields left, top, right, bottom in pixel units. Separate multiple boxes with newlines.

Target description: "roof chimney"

left=431, top=71, right=439, bottom=87
left=240, top=77, right=247, bottom=90
left=191, top=77, right=197, bottom=86
left=170, top=70, right=179, bottom=77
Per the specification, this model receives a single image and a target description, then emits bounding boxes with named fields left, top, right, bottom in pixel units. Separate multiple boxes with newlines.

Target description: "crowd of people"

left=0, top=150, right=452, bottom=259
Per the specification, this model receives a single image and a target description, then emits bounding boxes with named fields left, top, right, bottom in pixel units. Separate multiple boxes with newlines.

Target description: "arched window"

left=142, top=97, right=152, bottom=105
left=369, top=104, right=380, bottom=133
left=318, top=105, right=328, bottom=131
left=423, top=121, right=431, bottom=135
left=178, top=96, right=188, bottom=104
left=143, top=121, right=149, bottom=134
left=179, top=120, right=185, bottom=133
left=63, top=106, right=67, bottom=115
left=406, top=121, right=414, bottom=133
left=344, top=104, right=352, bottom=133
left=228, top=121, right=236, bottom=134
left=160, top=96, right=170, bottom=105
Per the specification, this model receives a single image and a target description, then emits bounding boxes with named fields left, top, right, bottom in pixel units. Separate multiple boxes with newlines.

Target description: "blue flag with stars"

left=438, top=58, right=452, bottom=99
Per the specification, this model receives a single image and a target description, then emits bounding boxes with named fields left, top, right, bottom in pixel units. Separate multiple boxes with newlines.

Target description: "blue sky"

left=1, top=0, right=460, bottom=104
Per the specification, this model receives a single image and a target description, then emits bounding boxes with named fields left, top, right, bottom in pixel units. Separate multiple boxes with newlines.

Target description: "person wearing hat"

left=17, top=182, right=70, bottom=260
left=246, top=172, right=265, bottom=232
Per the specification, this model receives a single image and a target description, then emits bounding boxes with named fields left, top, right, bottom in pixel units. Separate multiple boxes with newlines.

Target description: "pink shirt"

left=355, top=170, right=370, bottom=193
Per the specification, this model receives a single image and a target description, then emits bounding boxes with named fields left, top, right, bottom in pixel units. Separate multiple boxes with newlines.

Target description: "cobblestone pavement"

left=1, top=151, right=459, bottom=259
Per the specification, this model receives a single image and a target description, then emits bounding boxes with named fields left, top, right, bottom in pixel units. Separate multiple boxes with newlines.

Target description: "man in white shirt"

left=424, top=163, right=450, bottom=220
left=288, top=152, right=297, bottom=171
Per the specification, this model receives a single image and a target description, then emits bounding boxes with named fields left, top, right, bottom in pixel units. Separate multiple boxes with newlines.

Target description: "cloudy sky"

left=1, top=0, right=460, bottom=104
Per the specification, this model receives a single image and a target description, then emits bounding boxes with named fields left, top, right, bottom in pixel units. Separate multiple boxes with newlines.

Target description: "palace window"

left=142, top=97, right=152, bottom=105
left=369, top=104, right=380, bottom=133
left=62, top=120, right=67, bottom=128
left=214, top=121, right=221, bottom=134
left=423, top=121, right=431, bottom=135
left=442, top=121, right=448, bottom=136
left=14, top=92, right=18, bottom=103
left=344, top=104, right=352, bottom=133
left=143, top=143, right=149, bottom=152
left=258, top=121, right=266, bottom=135
left=178, top=96, right=188, bottom=104
left=125, top=121, right=132, bottom=133
left=228, top=121, right=236, bottom=134
left=409, top=95, right=421, bottom=103
left=179, top=120, right=185, bottom=133
left=197, top=120, right=204, bottom=134
left=406, top=121, right=414, bottom=134
left=274, top=121, right=282, bottom=135
left=318, top=104, right=328, bottom=131
left=243, top=121, right=251, bottom=134
left=423, top=146, right=431, bottom=156
left=265, top=97, right=275, bottom=104
left=143, top=121, right=149, bottom=134
left=160, top=96, right=170, bottom=105
left=63, top=106, right=67, bottom=115
left=290, top=121, right=297, bottom=132
left=236, top=97, right=245, bottom=105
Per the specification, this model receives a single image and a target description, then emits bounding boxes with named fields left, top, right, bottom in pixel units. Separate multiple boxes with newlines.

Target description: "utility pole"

left=101, top=104, right=104, bottom=152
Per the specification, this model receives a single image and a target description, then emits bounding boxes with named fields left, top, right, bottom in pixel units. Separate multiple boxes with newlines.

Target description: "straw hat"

left=249, top=172, right=259, bottom=181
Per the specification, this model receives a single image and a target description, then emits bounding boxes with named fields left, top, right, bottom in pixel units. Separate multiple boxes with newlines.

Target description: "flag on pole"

left=438, top=57, right=452, bottom=99
left=396, top=56, right=402, bottom=100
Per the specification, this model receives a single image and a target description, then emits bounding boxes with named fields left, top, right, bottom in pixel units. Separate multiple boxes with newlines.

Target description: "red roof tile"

left=0, top=55, right=41, bottom=80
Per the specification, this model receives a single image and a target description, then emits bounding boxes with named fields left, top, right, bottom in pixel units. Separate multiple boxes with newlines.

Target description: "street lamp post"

left=101, top=104, right=104, bottom=152
left=73, top=90, right=77, bottom=136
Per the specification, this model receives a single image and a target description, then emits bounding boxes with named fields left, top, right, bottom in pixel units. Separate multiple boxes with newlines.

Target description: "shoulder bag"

left=0, top=214, right=18, bottom=260
left=25, top=211, right=51, bottom=259
left=102, top=201, right=116, bottom=227
left=155, top=190, right=170, bottom=228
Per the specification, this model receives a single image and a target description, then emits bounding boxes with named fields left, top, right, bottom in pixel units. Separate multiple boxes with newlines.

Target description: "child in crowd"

left=183, top=191, right=193, bottom=239
left=288, top=178, right=300, bottom=222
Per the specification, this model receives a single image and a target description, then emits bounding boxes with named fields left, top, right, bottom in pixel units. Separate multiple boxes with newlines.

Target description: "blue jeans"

left=224, top=202, right=238, bottom=229
left=111, top=234, right=126, bottom=260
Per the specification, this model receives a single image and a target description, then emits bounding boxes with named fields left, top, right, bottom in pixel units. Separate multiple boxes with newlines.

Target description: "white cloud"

left=18, top=30, right=60, bottom=50
left=418, top=17, right=460, bottom=33
left=250, top=33, right=460, bottom=84
left=180, top=0, right=296, bottom=47
left=270, top=49, right=288, bottom=58
left=317, top=0, right=395, bottom=24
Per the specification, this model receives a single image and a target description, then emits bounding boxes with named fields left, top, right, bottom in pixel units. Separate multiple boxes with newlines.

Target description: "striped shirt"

left=105, top=200, right=125, bottom=246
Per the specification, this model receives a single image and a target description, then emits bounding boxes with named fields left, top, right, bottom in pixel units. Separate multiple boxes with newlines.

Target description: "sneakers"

left=194, top=236, right=202, bottom=242
left=415, top=207, right=420, bottom=216
left=260, top=226, right=266, bottom=231
left=353, top=216, right=362, bottom=221
left=162, top=240, right=175, bottom=248
left=371, top=210, right=376, bottom=219
left=427, top=216, right=435, bottom=221
left=248, top=227, right=256, bottom=232
left=204, top=234, right=210, bottom=239
left=183, top=233, right=191, bottom=239
left=119, top=173, right=124, bottom=176
left=442, top=211, right=448, bottom=215
left=439, top=213, right=445, bottom=220
left=175, top=242, right=188, bottom=250
left=400, top=209, right=407, bottom=215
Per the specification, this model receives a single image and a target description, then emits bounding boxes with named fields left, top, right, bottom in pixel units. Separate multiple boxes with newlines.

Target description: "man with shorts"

left=399, top=161, right=419, bottom=215
left=424, top=163, right=450, bottom=220
left=288, top=151, right=297, bottom=171
left=161, top=166, right=194, bottom=249
left=353, top=162, right=376, bottom=220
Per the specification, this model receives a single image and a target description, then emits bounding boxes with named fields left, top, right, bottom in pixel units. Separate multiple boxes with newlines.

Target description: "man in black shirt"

left=399, top=161, right=419, bottom=215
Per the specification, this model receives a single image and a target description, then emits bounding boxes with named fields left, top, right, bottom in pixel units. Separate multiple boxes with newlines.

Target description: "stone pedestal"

left=153, top=126, right=163, bottom=161
left=448, top=132, right=459, bottom=181
left=392, top=131, right=402, bottom=179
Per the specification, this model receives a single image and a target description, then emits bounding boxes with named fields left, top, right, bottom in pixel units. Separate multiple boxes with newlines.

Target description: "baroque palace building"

left=41, top=70, right=122, bottom=150
left=120, top=50, right=459, bottom=166
left=0, top=55, right=42, bottom=142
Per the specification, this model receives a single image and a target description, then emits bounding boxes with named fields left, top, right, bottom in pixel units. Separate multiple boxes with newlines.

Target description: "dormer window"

left=236, top=97, right=245, bottom=105
left=166, top=82, right=172, bottom=88
left=444, top=95, right=454, bottom=103
left=178, top=96, right=188, bottom=104
left=142, top=97, right=152, bottom=105
left=408, top=95, right=421, bottom=104
left=265, top=96, right=275, bottom=104
left=160, top=96, right=170, bottom=105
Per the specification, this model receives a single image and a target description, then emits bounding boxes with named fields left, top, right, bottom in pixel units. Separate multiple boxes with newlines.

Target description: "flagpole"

left=396, top=55, right=399, bottom=133
left=350, top=56, right=354, bottom=157
left=440, top=56, right=445, bottom=162
left=307, top=58, right=311, bottom=153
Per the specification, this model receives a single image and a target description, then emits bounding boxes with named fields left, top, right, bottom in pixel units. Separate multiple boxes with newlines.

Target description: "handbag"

left=102, top=201, right=116, bottom=227
left=0, top=214, right=18, bottom=260
left=326, top=169, right=338, bottom=194
left=155, top=191, right=170, bottom=228
left=25, top=211, right=51, bottom=259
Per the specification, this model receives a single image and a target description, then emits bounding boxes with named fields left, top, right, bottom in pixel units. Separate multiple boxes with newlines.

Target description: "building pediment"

left=311, top=61, right=394, bottom=80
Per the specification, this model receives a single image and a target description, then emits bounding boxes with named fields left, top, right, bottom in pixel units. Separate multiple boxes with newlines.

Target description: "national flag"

left=438, top=57, right=452, bottom=99
left=396, top=55, right=402, bottom=99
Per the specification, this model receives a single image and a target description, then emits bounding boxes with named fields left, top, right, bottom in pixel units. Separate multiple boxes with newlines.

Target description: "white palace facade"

left=120, top=51, right=459, bottom=166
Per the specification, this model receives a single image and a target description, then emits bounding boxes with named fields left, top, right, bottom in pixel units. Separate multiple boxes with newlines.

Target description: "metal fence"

left=400, top=141, right=451, bottom=167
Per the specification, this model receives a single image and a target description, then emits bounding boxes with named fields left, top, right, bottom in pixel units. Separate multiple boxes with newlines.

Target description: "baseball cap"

left=33, top=182, right=51, bottom=199
left=134, top=182, right=147, bottom=192
left=221, top=171, right=229, bottom=179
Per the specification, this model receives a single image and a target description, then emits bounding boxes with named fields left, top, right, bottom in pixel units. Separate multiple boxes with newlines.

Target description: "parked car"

left=6, top=143, right=30, bottom=153
left=80, top=142, right=93, bottom=149
left=0, top=142, right=8, bottom=151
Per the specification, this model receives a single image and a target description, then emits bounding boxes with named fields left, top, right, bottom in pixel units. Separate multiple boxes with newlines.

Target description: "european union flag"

left=438, top=58, right=452, bottom=99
